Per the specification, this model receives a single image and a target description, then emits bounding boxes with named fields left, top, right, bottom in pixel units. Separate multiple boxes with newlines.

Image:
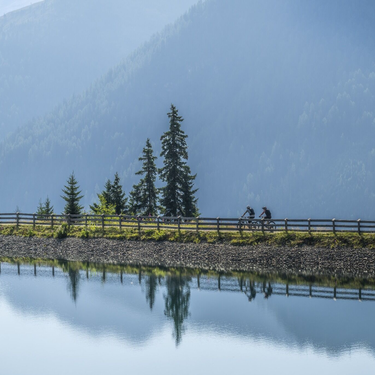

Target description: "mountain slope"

left=0, top=0, right=43, bottom=16
left=1, top=0, right=374, bottom=218
left=0, top=0, right=199, bottom=140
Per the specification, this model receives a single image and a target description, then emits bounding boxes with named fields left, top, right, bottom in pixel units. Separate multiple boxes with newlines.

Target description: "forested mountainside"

left=0, top=0, right=198, bottom=139
left=1, top=0, right=374, bottom=219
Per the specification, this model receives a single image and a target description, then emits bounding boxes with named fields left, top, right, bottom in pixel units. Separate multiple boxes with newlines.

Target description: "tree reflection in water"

left=164, top=274, right=191, bottom=346
left=67, top=267, right=80, bottom=303
left=145, top=274, right=158, bottom=310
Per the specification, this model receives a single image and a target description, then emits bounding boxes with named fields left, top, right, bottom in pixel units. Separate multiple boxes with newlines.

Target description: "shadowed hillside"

left=0, top=0, right=374, bottom=218
left=0, top=0, right=199, bottom=139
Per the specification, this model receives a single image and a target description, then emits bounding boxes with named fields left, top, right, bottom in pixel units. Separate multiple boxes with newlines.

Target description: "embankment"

left=0, top=235, right=374, bottom=278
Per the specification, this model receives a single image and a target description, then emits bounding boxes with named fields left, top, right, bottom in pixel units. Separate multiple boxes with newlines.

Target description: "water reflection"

left=144, top=274, right=158, bottom=310
left=164, top=274, right=191, bottom=345
left=67, top=267, right=80, bottom=302
left=0, top=259, right=375, bottom=356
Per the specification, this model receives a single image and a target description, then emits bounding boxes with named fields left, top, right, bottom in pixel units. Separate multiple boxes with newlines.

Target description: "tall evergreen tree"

left=61, top=172, right=84, bottom=215
left=111, top=172, right=128, bottom=215
left=102, top=179, right=113, bottom=206
left=180, top=166, right=199, bottom=217
left=159, top=104, right=198, bottom=217
left=128, top=182, right=142, bottom=215
left=134, top=138, right=159, bottom=216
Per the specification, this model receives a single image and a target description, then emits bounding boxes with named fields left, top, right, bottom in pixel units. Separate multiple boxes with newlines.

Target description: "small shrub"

left=26, top=229, right=35, bottom=237
left=80, top=228, right=90, bottom=239
left=54, top=223, right=69, bottom=239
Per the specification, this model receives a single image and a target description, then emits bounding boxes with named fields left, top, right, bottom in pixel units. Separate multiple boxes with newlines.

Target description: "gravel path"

left=0, top=235, right=374, bottom=278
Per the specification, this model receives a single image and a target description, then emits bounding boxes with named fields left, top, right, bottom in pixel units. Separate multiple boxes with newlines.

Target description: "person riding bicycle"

left=259, top=206, right=272, bottom=223
left=242, top=205, right=255, bottom=220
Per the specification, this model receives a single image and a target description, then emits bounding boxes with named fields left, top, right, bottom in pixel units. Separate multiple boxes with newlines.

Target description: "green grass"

left=1, top=224, right=375, bottom=248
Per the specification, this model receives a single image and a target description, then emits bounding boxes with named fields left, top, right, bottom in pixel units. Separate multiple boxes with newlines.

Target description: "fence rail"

left=0, top=213, right=375, bottom=234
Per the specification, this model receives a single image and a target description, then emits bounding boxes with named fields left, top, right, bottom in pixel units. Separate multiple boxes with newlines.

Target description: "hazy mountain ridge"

left=0, top=0, right=43, bottom=17
left=1, top=0, right=374, bottom=218
left=0, top=0, right=199, bottom=140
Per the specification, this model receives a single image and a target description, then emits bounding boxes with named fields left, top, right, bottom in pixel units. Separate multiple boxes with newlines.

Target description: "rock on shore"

left=0, top=235, right=374, bottom=278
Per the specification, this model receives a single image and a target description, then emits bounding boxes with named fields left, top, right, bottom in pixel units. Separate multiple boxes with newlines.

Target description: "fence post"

left=33, top=213, right=36, bottom=229
left=284, top=218, right=288, bottom=233
left=261, top=218, right=265, bottom=234
left=157, top=216, right=160, bottom=231
left=358, top=219, right=361, bottom=234
left=67, top=214, right=71, bottom=226
left=85, top=214, right=88, bottom=228
left=332, top=218, right=336, bottom=234
left=51, top=215, right=54, bottom=229
left=119, top=215, right=122, bottom=230
left=16, top=212, right=19, bottom=229
left=178, top=216, right=181, bottom=234
left=196, top=217, right=199, bottom=233
left=101, top=214, right=105, bottom=231
left=137, top=216, right=141, bottom=234
left=217, top=217, right=220, bottom=235
left=308, top=218, right=311, bottom=233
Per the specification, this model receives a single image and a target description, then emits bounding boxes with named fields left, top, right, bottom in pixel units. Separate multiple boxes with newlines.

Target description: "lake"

left=0, top=260, right=374, bottom=374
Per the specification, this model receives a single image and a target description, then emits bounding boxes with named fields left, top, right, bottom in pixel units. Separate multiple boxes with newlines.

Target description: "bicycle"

left=262, top=219, right=276, bottom=233
left=237, top=217, right=259, bottom=231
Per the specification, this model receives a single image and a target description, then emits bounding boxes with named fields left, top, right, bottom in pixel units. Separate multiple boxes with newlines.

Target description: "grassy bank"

left=1, top=224, right=375, bottom=249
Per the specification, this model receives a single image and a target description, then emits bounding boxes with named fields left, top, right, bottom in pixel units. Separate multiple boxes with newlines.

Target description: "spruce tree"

left=44, top=196, right=54, bottom=217
left=159, top=104, right=198, bottom=217
left=36, top=199, right=45, bottom=219
left=90, top=174, right=127, bottom=215
left=61, top=172, right=84, bottom=215
left=180, top=166, right=199, bottom=217
left=36, top=197, right=54, bottom=218
left=90, top=179, right=112, bottom=214
left=111, top=172, right=128, bottom=215
left=134, top=138, right=159, bottom=216
left=89, top=194, right=116, bottom=215
left=102, top=179, right=113, bottom=206
left=128, top=182, right=142, bottom=215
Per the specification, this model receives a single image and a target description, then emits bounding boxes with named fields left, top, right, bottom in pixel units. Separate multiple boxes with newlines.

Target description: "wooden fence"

left=1, top=212, right=375, bottom=234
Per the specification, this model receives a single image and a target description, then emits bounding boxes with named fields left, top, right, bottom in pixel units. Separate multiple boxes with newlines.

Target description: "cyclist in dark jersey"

left=242, top=205, right=255, bottom=220
left=259, top=206, right=272, bottom=220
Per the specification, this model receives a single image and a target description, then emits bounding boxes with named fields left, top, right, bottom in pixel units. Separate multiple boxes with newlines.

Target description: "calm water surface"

left=0, top=261, right=374, bottom=375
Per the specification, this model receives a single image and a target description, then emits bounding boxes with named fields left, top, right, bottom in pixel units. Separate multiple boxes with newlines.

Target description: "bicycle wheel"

left=268, top=221, right=276, bottom=233
left=249, top=220, right=258, bottom=231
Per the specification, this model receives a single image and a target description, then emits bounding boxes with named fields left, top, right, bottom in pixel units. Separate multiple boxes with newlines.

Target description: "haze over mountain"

left=1, top=0, right=374, bottom=218
left=0, top=0, right=43, bottom=17
left=0, top=0, right=199, bottom=139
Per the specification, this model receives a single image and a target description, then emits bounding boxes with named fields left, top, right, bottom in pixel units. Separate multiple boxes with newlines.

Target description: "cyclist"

left=242, top=205, right=255, bottom=220
left=259, top=206, right=272, bottom=224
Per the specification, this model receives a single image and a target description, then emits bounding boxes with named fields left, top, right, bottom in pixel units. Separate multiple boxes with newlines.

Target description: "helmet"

left=262, top=206, right=267, bottom=210
left=247, top=206, right=251, bottom=209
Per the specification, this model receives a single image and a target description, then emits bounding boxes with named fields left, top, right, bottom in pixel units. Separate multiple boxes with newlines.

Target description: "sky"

left=0, top=0, right=43, bottom=16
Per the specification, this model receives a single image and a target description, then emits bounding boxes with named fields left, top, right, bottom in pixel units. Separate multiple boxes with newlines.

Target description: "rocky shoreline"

left=0, top=235, right=374, bottom=278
